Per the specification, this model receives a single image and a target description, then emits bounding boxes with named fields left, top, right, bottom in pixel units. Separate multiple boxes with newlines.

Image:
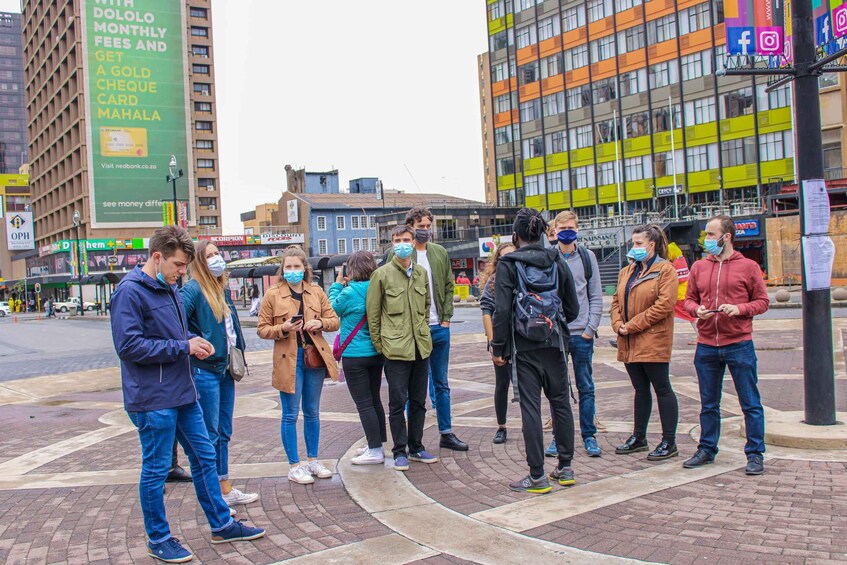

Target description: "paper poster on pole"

left=801, top=179, right=831, bottom=235
left=802, top=235, right=835, bottom=290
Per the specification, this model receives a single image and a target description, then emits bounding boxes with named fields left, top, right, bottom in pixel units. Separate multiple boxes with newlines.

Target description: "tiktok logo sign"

left=756, top=27, right=783, bottom=55
left=833, top=4, right=847, bottom=38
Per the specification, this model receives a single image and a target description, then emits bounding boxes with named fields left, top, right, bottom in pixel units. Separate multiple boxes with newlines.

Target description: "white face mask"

left=207, top=255, right=227, bottom=277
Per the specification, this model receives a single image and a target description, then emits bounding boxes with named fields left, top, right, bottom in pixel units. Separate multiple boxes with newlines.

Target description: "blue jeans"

left=194, top=367, right=235, bottom=480
left=694, top=340, right=765, bottom=457
left=128, top=401, right=232, bottom=543
left=279, top=348, right=325, bottom=464
left=568, top=334, right=597, bottom=440
left=428, top=324, right=453, bottom=434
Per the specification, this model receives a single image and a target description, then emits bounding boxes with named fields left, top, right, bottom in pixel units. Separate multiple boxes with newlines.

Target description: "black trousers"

left=625, top=362, right=678, bottom=444
left=493, top=360, right=513, bottom=426
left=384, top=351, right=430, bottom=458
left=515, top=348, right=575, bottom=477
left=342, top=354, right=387, bottom=449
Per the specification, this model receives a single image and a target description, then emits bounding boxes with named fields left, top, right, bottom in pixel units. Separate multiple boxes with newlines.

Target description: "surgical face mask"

left=207, top=255, right=227, bottom=277
left=283, top=270, right=305, bottom=285
left=557, top=229, right=578, bottom=245
left=414, top=229, right=431, bottom=243
left=704, top=236, right=724, bottom=256
left=627, top=247, right=649, bottom=263
left=155, top=256, right=169, bottom=286
left=393, top=242, right=414, bottom=259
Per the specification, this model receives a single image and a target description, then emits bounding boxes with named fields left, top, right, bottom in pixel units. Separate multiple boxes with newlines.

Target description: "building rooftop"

left=288, top=191, right=486, bottom=210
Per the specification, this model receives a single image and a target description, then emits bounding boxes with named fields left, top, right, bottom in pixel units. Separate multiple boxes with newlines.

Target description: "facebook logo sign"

left=727, top=27, right=754, bottom=55
left=817, top=13, right=833, bottom=46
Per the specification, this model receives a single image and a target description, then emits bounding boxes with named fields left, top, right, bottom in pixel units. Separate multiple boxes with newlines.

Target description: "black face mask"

left=415, top=229, right=431, bottom=243
left=512, top=234, right=519, bottom=248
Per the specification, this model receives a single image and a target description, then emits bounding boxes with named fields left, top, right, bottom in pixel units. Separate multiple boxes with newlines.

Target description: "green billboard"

left=81, top=0, right=194, bottom=227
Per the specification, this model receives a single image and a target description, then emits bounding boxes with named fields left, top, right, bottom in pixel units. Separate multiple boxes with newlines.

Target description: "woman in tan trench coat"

left=610, top=225, right=680, bottom=463
left=257, top=246, right=340, bottom=485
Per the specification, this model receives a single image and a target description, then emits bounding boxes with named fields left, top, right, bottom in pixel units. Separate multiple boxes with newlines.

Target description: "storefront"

left=731, top=217, right=767, bottom=272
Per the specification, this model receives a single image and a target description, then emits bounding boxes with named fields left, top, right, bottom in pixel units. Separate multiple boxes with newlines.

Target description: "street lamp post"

left=72, top=210, right=84, bottom=317
left=165, top=154, right=184, bottom=227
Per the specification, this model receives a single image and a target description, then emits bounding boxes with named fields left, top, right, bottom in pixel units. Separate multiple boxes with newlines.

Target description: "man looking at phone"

left=682, top=216, right=769, bottom=475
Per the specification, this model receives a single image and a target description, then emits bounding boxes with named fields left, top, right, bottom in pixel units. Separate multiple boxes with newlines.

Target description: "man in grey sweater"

left=547, top=210, right=605, bottom=457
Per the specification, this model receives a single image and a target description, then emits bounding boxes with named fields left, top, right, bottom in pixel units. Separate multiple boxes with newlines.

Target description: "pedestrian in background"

left=111, top=226, right=264, bottom=563
left=180, top=240, right=259, bottom=510
left=610, top=225, right=680, bottom=461
left=257, top=246, right=340, bottom=485
left=668, top=242, right=698, bottom=345
left=479, top=241, right=517, bottom=444
left=249, top=283, right=260, bottom=316
left=328, top=251, right=386, bottom=465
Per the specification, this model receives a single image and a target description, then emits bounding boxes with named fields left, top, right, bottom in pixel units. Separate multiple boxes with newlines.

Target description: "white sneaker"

left=288, top=464, right=315, bottom=484
left=352, top=447, right=384, bottom=465
left=222, top=488, right=259, bottom=506
left=306, top=460, right=333, bottom=479
left=229, top=507, right=236, bottom=516
left=355, top=446, right=368, bottom=456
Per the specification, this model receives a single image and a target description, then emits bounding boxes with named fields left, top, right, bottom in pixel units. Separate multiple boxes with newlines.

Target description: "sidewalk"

left=1, top=317, right=846, bottom=563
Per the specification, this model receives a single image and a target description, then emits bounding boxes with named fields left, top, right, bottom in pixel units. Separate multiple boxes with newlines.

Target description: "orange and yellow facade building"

left=483, top=0, right=795, bottom=214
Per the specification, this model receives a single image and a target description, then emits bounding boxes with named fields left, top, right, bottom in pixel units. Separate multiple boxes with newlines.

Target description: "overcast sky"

left=0, top=1, right=489, bottom=234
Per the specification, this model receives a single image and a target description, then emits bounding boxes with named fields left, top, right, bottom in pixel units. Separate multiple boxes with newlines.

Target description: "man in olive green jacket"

left=367, top=225, right=438, bottom=470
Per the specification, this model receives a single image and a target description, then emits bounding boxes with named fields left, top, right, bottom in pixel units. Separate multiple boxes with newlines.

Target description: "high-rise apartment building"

left=22, top=0, right=222, bottom=248
left=481, top=0, right=795, bottom=216
left=478, top=52, right=498, bottom=205
left=0, top=12, right=27, bottom=174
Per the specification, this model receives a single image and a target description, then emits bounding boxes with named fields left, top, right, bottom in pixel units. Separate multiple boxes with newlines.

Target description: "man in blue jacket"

left=110, top=226, right=264, bottom=563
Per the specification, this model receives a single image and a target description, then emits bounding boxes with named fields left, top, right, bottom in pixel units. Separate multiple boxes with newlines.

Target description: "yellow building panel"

left=523, top=157, right=545, bottom=176
left=722, top=164, right=758, bottom=188
left=687, top=170, right=721, bottom=193
left=571, top=188, right=596, bottom=208
left=569, top=147, right=594, bottom=166
left=549, top=191, right=571, bottom=209
left=624, top=135, right=652, bottom=154
left=625, top=179, right=653, bottom=201
left=526, top=194, right=546, bottom=210
left=546, top=153, right=569, bottom=169
left=598, top=184, right=623, bottom=205
left=761, top=158, right=794, bottom=180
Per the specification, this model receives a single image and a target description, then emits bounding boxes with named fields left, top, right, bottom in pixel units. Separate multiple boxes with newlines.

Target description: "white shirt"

left=415, top=248, right=440, bottom=326
left=224, top=313, right=237, bottom=350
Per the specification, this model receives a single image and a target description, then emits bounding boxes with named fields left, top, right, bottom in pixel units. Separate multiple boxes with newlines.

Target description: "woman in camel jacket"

left=257, top=246, right=339, bottom=485
left=610, top=224, right=680, bottom=463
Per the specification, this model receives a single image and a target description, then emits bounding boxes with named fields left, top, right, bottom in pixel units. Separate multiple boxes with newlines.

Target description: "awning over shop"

left=229, top=267, right=256, bottom=278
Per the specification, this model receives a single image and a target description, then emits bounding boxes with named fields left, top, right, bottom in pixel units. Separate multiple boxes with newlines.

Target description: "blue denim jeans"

left=194, top=367, right=235, bottom=480
left=279, top=348, right=326, bottom=464
left=694, top=340, right=765, bottom=457
left=568, top=334, right=597, bottom=440
left=428, top=324, right=453, bottom=434
left=128, top=401, right=232, bottom=543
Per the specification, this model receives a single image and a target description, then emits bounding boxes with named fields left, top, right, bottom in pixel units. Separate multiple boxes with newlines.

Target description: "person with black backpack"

left=491, top=208, right=580, bottom=494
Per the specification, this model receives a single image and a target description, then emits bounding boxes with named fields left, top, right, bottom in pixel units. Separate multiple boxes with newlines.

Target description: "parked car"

left=0, top=301, right=10, bottom=317
left=53, top=297, right=97, bottom=313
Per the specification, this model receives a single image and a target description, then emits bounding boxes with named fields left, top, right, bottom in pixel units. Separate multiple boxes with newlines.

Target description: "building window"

left=360, top=215, right=368, bottom=229
left=597, top=162, right=616, bottom=185
left=567, top=85, right=592, bottom=110
left=686, top=145, right=710, bottom=172
left=199, top=197, right=216, bottom=208
left=541, top=54, right=562, bottom=79
left=489, top=0, right=504, bottom=20
left=516, top=25, right=537, bottom=48
left=495, top=126, right=513, bottom=145
left=721, top=137, right=756, bottom=167
left=193, top=83, right=211, bottom=96
left=522, top=136, right=545, bottom=158
left=592, top=77, right=617, bottom=104
left=199, top=178, right=216, bottom=190
left=351, top=215, right=360, bottom=230
left=199, top=216, right=217, bottom=226
left=619, top=69, right=646, bottom=97
left=767, top=84, right=791, bottom=109
left=624, top=112, right=650, bottom=138
left=192, top=64, right=210, bottom=75
left=370, top=237, right=378, bottom=251
left=337, top=239, right=347, bottom=254
left=546, top=170, right=567, bottom=192
left=336, top=216, right=345, bottom=230
left=518, top=62, right=539, bottom=85
left=352, top=238, right=361, bottom=252
left=318, top=239, right=328, bottom=255
left=519, top=99, right=542, bottom=122
left=563, top=5, right=586, bottom=31
left=616, top=0, right=643, bottom=10
left=196, top=121, right=212, bottom=131
left=192, top=45, right=209, bottom=57
left=679, top=3, right=711, bottom=35
left=570, top=165, right=595, bottom=189
left=590, top=35, right=616, bottom=62
left=190, top=26, right=208, bottom=37
left=545, top=130, right=567, bottom=154
left=820, top=73, right=839, bottom=88
left=196, top=139, right=214, bottom=151
left=197, top=159, right=214, bottom=170
left=588, top=0, right=610, bottom=22
left=721, top=87, right=754, bottom=118
left=525, top=174, right=545, bottom=196
left=649, top=60, right=678, bottom=88
left=647, top=14, right=677, bottom=45
left=595, top=118, right=618, bottom=143
left=194, top=101, right=212, bottom=112
left=538, top=16, right=560, bottom=41
left=569, top=125, right=594, bottom=149
left=495, top=93, right=511, bottom=114
left=618, top=25, right=645, bottom=54
left=317, top=216, right=327, bottom=231
left=681, top=50, right=712, bottom=81
left=625, top=156, right=648, bottom=180
left=653, top=151, right=672, bottom=176
left=759, top=131, right=793, bottom=161
left=542, top=91, right=565, bottom=117
left=491, top=61, right=510, bottom=82
left=652, top=105, right=682, bottom=132
left=190, top=7, right=208, bottom=18
left=565, top=45, right=588, bottom=70
left=497, top=157, right=516, bottom=176
left=490, top=29, right=514, bottom=51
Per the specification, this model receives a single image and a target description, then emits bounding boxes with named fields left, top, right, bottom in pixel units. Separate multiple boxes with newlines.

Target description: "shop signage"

left=734, top=219, right=760, bottom=237
left=261, top=233, right=305, bottom=245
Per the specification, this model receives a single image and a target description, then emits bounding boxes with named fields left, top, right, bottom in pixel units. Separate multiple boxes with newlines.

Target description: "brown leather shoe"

left=166, top=464, right=192, bottom=483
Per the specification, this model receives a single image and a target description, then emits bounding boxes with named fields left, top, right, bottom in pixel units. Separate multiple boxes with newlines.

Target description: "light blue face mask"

left=283, top=270, right=305, bottom=285
left=627, top=247, right=649, bottom=262
left=393, top=242, right=414, bottom=259
left=704, top=236, right=724, bottom=256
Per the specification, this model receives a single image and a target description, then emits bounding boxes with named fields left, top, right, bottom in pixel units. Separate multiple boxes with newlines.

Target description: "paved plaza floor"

left=1, top=316, right=847, bottom=564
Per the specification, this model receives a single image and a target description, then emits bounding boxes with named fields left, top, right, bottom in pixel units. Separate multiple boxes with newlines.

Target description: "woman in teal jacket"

left=328, top=251, right=386, bottom=465
left=180, top=240, right=258, bottom=508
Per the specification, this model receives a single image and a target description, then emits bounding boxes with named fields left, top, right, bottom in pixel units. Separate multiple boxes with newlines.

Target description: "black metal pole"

left=794, top=0, right=836, bottom=424
left=75, top=223, right=84, bottom=317
left=172, top=177, right=178, bottom=226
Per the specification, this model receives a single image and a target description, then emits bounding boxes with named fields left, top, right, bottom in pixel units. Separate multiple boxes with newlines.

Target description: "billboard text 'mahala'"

left=82, top=0, right=193, bottom=226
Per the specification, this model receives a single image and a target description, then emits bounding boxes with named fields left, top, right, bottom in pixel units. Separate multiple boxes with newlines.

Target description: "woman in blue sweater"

left=180, top=240, right=258, bottom=508
left=328, top=251, right=386, bottom=465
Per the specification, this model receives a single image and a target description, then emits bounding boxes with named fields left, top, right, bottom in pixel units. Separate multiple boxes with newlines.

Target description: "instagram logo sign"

left=756, top=27, right=783, bottom=55
left=834, top=4, right=847, bottom=38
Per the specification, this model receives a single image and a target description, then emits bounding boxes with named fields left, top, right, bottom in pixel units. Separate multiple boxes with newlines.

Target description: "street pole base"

left=743, top=411, right=847, bottom=450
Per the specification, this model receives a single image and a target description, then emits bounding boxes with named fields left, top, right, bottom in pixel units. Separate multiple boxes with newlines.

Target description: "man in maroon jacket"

left=682, top=215, right=770, bottom=475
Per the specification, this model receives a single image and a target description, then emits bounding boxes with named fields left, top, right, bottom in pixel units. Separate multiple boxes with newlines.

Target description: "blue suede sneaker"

left=147, top=538, right=193, bottom=563
left=584, top=437, right=602, bottom=457
left=210, top=520, right=266, bottom=544
left=409, top=450, right=439, bottom=464
left=394, top=455, right=410, bottom=471
left=545, top=440, right=558, bottom=457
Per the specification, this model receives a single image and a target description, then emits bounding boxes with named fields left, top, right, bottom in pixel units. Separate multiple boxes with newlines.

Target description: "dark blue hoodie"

left=110, top=266, right=198, bottom=412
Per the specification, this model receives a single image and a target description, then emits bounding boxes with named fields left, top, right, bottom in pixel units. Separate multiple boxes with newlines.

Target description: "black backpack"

left=513, top=259, right=564, bottom=343
left=576, top=245, right=593, bottom=283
